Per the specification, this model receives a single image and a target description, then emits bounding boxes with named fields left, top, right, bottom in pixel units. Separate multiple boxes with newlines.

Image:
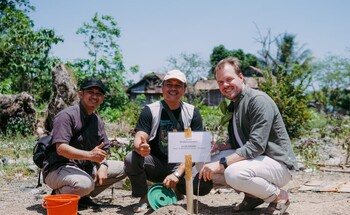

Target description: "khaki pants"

left=45, top=160, right=126, bottom=197
left=196, top=149, right=293, bottom=202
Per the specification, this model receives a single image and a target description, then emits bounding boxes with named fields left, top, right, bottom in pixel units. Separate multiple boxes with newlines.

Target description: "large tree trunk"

left=44, top=64, right=79, bottom=132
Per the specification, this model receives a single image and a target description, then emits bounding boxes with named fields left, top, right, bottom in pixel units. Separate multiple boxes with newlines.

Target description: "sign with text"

left=168, top=131, right=211, bottom=163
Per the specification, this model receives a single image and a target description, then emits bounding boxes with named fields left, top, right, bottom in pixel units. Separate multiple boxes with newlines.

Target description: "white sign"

left=168, top=131, right=211, bottom=163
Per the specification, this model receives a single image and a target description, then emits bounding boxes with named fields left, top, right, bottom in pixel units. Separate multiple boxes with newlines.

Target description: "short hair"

left=214, top=57, right=242, bottom=78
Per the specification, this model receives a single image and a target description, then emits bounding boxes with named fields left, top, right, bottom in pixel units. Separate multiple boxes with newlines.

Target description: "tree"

left=257, top=31, right=313, bottom=76
left=0, top=0, right=63, bottom=104
left=69, top=13, right=128, bottom=110
left=312, top=55, right=350, bottom=113
left=209, top=45, right=258, bottom=78
left=165, top=52, right=210, bottom=84
left=256, top=30, right=313, bottom=138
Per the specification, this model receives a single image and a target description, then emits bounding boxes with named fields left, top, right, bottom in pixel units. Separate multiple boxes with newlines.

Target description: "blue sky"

left=30, top=0, right=350, bottom=80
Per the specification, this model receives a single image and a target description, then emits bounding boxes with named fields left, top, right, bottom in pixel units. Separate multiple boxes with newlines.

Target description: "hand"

left=162, top=173, right=179, bottom=188
left=199, top=161, right=222, bottom=182
left=135, top=136, right=150, bottom=157
left=90, top=143, right=107, bottom=163
left=95, top=163, right=108, bottom=185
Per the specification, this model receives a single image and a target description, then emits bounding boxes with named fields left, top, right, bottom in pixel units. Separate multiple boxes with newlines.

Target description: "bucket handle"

left=42, top=200, right=72, bottom=209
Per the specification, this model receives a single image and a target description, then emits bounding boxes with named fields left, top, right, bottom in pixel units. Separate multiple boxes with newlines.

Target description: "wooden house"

left=127, top=66, right=265, bottom=106
left=126, top=72, right=164, bottom=104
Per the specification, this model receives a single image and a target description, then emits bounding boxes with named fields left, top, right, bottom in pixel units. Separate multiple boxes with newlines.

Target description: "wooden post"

left=185, top=154, right=193, bottom=214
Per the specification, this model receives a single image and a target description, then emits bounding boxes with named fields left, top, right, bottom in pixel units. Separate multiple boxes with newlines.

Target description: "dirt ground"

left=0, top=169, right=349, bottom=215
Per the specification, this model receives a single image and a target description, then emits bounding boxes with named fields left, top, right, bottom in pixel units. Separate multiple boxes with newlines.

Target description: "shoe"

left=260, top=199, right=290, bottom=215
left=133, top=195, right=149, bottom=213
left=78, top=196, right=100, bottom=210
left=50, top=190, right=56, bottom=195
left=233, top=194, right=264, bottom=212
left=260, top=189, right=290, bottom=215
left=133, top=202, right=148, bottom=213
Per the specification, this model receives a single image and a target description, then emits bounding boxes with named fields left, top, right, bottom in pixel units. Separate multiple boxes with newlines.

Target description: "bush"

left=259, top=66, right=312, bottom=139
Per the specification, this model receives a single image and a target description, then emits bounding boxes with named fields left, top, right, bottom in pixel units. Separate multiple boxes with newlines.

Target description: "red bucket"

left=42, top=194, right=80, bottom=215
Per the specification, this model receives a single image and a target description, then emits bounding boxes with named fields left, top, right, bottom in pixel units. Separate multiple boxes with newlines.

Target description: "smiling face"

left=79, top=87, right=105, bottom=114
left=162, top=79, right=186, bottom=108
left=215, top=63, right=245, bottom=102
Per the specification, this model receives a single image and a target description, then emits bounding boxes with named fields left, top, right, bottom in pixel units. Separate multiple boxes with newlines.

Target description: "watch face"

left=220, top=157, right=226, bottom=164
left=220, top=157, right=227, bottom=168
left=173, top=171, right=181, bottom=178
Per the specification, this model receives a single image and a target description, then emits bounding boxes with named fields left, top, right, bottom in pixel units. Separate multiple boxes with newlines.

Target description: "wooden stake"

left=185, top=154, right=193, bottom=214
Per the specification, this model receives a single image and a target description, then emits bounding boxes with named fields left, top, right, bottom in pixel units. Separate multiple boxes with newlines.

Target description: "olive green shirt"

left=228, top=86, right=298, bottom=171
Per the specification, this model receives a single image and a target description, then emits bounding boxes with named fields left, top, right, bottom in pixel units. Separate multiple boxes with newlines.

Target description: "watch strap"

left=101, top=162, right=109, bottom=168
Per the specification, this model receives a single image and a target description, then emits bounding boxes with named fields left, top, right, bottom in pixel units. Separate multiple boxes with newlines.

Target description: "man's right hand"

left=135, top=136, right=150, bottom=157
left=90, top=143, right=108, bottom=163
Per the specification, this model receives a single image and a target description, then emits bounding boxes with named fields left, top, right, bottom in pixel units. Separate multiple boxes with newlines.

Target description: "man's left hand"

left=95, top=164, right=108, bottom=185
left=162, top=173, right=179, bottom=189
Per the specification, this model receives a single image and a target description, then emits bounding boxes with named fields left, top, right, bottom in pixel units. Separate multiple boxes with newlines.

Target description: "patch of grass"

left=0, top=135, right=37, bottom=177
left=0, top=135, right=36, bottom=159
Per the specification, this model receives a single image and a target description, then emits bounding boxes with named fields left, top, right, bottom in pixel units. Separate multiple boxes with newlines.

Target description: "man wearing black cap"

left=42, top=78, right=126, bottom=210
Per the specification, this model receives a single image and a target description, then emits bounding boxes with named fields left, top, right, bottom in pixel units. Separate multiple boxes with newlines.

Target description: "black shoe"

left=78, top=196, right=100, bottom=210
left=50, top=190, right=56, bottom=195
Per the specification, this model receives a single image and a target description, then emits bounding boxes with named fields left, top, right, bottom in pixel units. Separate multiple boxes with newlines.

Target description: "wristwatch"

left=219, top=157, right=228, bottom=169
left=101, top=162, right=109, bottom=168
left=173, top=171, right=181, bottom=179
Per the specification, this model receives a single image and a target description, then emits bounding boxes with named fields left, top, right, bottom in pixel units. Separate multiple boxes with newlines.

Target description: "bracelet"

left=101, top=162, right=109, bottom=168
left=173, top=171, right=181, bottom=179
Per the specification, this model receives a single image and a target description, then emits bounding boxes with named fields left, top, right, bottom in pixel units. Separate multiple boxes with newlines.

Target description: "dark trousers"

left=124, top=151, right=212, bottom=197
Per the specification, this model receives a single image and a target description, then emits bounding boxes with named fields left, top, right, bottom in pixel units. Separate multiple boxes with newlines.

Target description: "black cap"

left=80, top=78, right=106, bottom=94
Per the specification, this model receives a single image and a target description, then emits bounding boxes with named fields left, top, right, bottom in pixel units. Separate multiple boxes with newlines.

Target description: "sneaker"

left=78, top=196, right=100, bottom=210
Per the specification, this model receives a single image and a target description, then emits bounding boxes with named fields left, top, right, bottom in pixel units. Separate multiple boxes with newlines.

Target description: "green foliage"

left=256, top=32, right=313, bottom=139
left=275, top=33, right=313, bottom=72
left=69, top=13, right=128, bottom=110
left=119, top=101, right=143, bottom=129
left=100, top=99, right=142, bottom=128
left=192, top=99, right=227, bottom=145
left=294, top=137, right=320, bottom=166
left=0, top=78, right=12, bottom=94
left=5, top=116, right=34, bottom=136
left=296, top=113, right=350, bottom=166
left=109, top=139, right=133, bottom=161
left=165, top=52, right=210, bottom=84
left=0, top=135, right=38, bottom=177
left=0, top=0, right=63, bottom=105
left=259, top=65, right=312, bottom=139
left=217, top=99, right=233, bottom=127
left=311, top=55, right=350, bottom=114
left=313, top=55, right=350, bottom=90
left=303, top=109, right=328, bottom=130
left=328, top=88, right=350, bottom=113
left=209, top=45, right=258, bottom=78
left=99, top=107, right=122, bottom=123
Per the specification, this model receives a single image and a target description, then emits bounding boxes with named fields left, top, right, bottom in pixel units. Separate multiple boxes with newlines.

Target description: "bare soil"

left=0, top=170, right=349, bottom=215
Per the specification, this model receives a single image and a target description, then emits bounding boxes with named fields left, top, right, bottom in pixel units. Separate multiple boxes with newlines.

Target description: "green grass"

left=0, top=135, right=37, bottom=178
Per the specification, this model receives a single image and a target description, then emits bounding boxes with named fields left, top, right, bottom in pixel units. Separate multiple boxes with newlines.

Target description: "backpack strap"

left=36, top=115, right=93, bottom=188
left=161, top=100, right=182, bottom=131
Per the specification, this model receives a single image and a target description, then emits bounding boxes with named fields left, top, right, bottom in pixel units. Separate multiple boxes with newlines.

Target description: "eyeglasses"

left=164, top=83, right=185, bottom=89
